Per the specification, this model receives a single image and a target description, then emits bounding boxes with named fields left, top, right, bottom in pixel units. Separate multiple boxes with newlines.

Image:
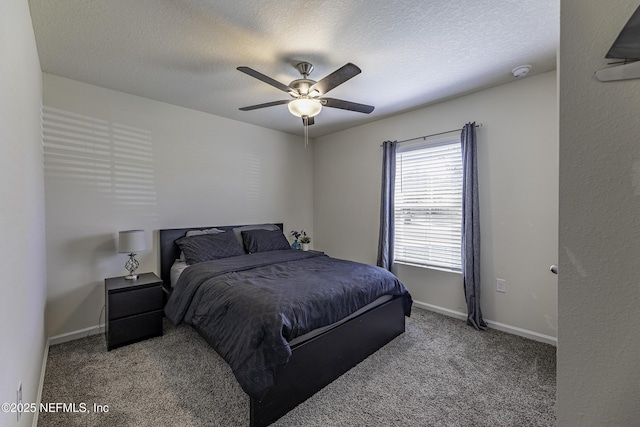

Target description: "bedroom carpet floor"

left=38, top=308, right=556, bottom=427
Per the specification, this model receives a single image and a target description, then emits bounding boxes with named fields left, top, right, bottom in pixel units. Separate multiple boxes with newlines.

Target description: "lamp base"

left=124, top=253, right=140, bottom=280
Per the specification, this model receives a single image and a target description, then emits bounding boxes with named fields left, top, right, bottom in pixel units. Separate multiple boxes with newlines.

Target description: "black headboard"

left=158, top=223, right=284, bottom=289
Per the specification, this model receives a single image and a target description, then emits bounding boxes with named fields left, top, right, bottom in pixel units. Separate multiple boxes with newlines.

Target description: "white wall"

left=0, top=1, right=47, bottom=426
left=558, top=1, right=640, bottom=424
left=42, top=74, right=314, bottom=338
left=314, top=71, right=558, bottom=341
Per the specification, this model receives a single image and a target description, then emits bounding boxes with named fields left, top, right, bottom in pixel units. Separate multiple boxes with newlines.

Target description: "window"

left=394, top=136, right=462, bottom=272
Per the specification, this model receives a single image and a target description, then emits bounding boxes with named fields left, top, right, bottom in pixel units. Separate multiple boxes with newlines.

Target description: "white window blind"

left=394, top=136, right=462, bottom=272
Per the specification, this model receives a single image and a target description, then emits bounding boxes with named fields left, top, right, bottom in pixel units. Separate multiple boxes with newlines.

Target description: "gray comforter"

left=164, top=250, right=412, bottom=400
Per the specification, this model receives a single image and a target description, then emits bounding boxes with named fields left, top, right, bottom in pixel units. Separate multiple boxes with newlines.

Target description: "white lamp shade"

left=118, top=230, right=146, bottom=253
left=288, top=98, right=322, bottom=117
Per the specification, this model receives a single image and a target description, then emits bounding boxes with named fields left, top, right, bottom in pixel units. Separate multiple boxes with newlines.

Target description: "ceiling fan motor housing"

left=290, top=79, right=316, bottom=96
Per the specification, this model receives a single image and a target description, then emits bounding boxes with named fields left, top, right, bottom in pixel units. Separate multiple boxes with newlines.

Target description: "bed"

left=159, top=223, right=412, bottom=426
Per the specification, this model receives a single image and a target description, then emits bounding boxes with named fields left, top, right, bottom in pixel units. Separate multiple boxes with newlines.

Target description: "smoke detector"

left=512, top=64, right=532, bottom=78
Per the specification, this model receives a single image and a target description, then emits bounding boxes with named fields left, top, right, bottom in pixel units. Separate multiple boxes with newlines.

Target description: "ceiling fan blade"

left=302, top=116, right=315, bottom=126
left=237, top=66, right=296, bottom=94
left=239, top=100, right=290, bottom=111
left=321, top=97, right=375, bottom=114
left=308, top=63, right=362, bottom=95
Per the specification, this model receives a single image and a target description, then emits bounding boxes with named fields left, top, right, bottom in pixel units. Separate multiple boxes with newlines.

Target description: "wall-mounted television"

left=596, top=6, right=640, bottom=81
left=606, top=6, right=640, bottom=60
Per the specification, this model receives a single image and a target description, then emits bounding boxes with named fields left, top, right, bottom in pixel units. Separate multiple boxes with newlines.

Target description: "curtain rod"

left=383, top=123, right=483, bottom=146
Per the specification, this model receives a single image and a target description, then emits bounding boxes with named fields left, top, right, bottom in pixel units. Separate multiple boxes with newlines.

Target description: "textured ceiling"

left=28, top=0, right=559, bottom=138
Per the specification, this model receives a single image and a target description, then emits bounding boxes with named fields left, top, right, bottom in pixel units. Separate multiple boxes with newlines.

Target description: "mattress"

left=170, top=260, right=188, bottom=288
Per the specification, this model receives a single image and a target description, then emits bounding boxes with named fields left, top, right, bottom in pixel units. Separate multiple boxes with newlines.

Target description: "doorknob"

left=550, top=264, right=558, bottom=274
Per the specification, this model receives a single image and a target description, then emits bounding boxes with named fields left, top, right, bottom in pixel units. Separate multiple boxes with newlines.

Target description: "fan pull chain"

left=303, top=116, right=309, bottom=148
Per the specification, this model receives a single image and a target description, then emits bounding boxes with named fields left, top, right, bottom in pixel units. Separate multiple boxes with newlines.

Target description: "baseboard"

left=413, top=300, right=467, bottom=321
left=49, top=324, right=105, bottom=346
left=412, top=300, right=557, bottom=346
left=33, top=337, right=50, bottom=427
left=484, top=319, right=557, bottom=346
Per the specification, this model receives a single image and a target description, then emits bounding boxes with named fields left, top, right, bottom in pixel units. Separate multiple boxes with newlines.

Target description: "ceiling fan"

left=237, top=62, right=375, bottom=126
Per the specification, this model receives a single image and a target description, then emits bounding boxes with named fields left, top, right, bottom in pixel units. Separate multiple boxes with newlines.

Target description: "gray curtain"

left=377, top=140, right=397, bottom=271
left=461, top=122, right=487, bottom=330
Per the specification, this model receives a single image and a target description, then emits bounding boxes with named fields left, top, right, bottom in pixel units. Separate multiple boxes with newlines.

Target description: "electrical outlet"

left=16, top=381, right=22, bottom=422
left=496, top=278, right=506, bottom=293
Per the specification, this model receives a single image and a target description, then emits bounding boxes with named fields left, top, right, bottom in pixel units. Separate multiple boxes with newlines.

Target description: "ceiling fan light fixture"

left=288, top=97, right=322, bottom=118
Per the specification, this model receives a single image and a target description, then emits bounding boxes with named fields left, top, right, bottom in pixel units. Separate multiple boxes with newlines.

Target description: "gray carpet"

left=39, top=308, right=555, bottom=426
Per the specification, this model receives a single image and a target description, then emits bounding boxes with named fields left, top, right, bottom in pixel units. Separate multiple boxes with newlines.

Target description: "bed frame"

left=158, top=224, right=407, bottom=427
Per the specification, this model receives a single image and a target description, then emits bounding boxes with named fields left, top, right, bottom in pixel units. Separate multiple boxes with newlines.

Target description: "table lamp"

left=118, top=230, right=146, bottom=280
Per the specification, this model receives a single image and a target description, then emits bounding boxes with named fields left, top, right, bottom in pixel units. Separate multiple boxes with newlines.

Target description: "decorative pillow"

left=176, top=231, right=244, bottom=265
left=241, top=229, right=291, bottom=253
left=232, top=224, right=280, bottom=251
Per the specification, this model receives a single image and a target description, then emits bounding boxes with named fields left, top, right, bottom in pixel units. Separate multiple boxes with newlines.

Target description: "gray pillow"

left=176, top=231, right=244, bottom=265
left=185, top=227, right=224, bottom=237
left=242, top=229, right=291, bottom=253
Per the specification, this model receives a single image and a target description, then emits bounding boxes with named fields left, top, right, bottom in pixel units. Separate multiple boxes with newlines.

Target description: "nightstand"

left=105, top=272, right=163, bottom=351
